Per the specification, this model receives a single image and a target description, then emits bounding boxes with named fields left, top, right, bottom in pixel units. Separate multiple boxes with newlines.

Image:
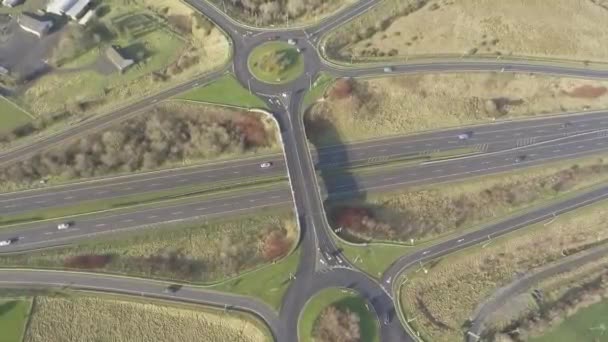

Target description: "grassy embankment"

left=0, top=96, right=34, bottom=135
left=332, top=153, right=608, bottom=277
left=0, top=298, right=32, bottom=342
left=177, top=74, right=268, bottom=109
left=323, top=0, right=608, bottom=64
left=398, top=198, right=608, bottom=342
left=17, top=293, right=271, bottom=342
left=298, top=288, right=379, bottom=342
left=0, top=209, right=297, bottom=287
left=307, top=73, right=608, bottom=146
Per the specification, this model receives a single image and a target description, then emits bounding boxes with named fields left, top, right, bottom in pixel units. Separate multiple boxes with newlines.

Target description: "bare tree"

left=313, top=306, right=361, bottom=342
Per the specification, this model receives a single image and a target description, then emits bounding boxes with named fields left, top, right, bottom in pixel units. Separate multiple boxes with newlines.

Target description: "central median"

left=0, top=175, right=288, bottom=228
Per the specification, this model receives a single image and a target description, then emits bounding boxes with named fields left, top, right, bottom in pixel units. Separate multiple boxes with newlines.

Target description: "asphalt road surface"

left=467, top=243, right=608, bottom=341
left=0, top=269, right=284, bottom=341
left=0, top=187, right=291, bottom=252
left=3, top=112, right=607, bottom=217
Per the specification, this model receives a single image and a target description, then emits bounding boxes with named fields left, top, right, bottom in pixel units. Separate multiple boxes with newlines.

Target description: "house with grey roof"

left=18, top=14, right=53, bottom=38
left=105, top=46, right=134, bottom=73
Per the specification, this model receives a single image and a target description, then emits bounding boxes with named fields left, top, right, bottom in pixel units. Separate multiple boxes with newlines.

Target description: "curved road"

left=466, top=243, right=608, bottom=341
left=2, top=0, right=608, bottom=341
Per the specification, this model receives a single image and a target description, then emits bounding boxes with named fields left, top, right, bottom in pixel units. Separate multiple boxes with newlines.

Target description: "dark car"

left=515, top=155, right=526, bottom=163
left=163, top=284, right=182, bottom=294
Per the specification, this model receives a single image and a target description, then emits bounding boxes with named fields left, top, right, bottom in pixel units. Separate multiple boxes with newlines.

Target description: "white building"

left=46, top=0, right=77, bottom=16
left=65, top=0, right=90, bottom=20
left=2, top=0, right=24, bottom=7
left=78, top=9, right=94, bottom=25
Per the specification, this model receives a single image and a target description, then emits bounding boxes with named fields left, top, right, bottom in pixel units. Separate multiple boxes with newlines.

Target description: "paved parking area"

left=0, top=14, right=61, bottom=80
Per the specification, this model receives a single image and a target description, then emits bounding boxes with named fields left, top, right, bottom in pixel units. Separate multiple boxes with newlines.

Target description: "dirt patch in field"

left=565, top=85, right=608, bottom=98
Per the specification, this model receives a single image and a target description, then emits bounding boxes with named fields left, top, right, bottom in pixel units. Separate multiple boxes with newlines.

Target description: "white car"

left=0, top=240, right=11, bottom=247
left=457, top=132, right=472, bottom=140
left=383, top=66, right=393, bottom=73
left=260, top=162, right=273, bottom=168
left=57, top=223, right=70, bottom=230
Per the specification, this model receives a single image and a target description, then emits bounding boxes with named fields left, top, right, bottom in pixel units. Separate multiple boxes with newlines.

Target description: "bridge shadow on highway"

left=304, top=110, right=368, bottom=244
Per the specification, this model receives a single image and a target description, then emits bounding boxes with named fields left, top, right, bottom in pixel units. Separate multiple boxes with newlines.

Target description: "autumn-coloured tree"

left=313, top=305, right=361, bottom=342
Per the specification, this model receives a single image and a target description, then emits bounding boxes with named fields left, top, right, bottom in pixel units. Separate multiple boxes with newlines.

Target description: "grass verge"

left=302, top=72, right=334, bottom=111
left=0, top=96, right=33, bottom=135
left=248, top=42, right=304, bottom=84
left=211, top=247, right=301, bottom=310
left=176, top=74, right=268, bottom=109
left=0, top=208, right=297, bottom=286
left=337, top=241, right=410, bottom=279
left=0, top=297, right=32, bottom=342
left=399, top=198, right=608, bottom=342
left=298, top=287, right=379, bottom=342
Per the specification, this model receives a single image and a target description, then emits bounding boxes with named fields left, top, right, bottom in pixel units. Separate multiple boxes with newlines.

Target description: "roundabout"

left=298, top=287, right=380, bottom=342
left=247, top=41, right=305, bottom=85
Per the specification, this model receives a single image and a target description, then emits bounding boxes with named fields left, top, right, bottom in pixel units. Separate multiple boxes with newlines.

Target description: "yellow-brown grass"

left=309, top=73, right=608, bottom=144
left=0, top=211, right=297, bottom=283
left=342, top=0, right=608, bottom=62
left=23, top=295, right=268, bottom=342
left=336, top=154, right=608, bottom=242
left=400, top=200, right=608, bottom=342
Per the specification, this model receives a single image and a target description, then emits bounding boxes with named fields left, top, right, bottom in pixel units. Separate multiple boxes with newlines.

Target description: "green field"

left=248, top=42, right=304, bottom=84
left=0, top=97, right=34, bottom=135
left=530, top=299, right=608, bottom=342
left=338, top=241, right=410, bottom=278
left=212, top=247, right=301, bottom=310
left=301, top=72, right=334, bottom=110
left=0, top=298, right=32, bottom=342
left=177, top=74, right=268, bottom=109
left=19, top=0, right=230, bottom=117
left=298, top=288, right=379, bottom=342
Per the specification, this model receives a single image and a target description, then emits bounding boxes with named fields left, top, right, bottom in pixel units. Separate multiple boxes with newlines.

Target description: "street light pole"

left=247, top=77, right=252, bottom=94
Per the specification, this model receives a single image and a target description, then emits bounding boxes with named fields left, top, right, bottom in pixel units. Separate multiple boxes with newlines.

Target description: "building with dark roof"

left=18, top=14, right=53, bottom=38
left=105, top=46, right=134, bottom=73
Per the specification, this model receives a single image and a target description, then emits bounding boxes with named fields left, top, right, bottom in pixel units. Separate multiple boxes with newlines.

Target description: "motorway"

left=3, top=111, right=608, bottom=216
left=3, top=128, right=608, bottom=251
left=2, top=0, right=608, bottom=341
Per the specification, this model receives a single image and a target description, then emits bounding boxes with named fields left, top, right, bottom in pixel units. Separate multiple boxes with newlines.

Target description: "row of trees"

left=0, top=105, right=276, bottom=184
left=221, top=0, right=328, bottom=25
